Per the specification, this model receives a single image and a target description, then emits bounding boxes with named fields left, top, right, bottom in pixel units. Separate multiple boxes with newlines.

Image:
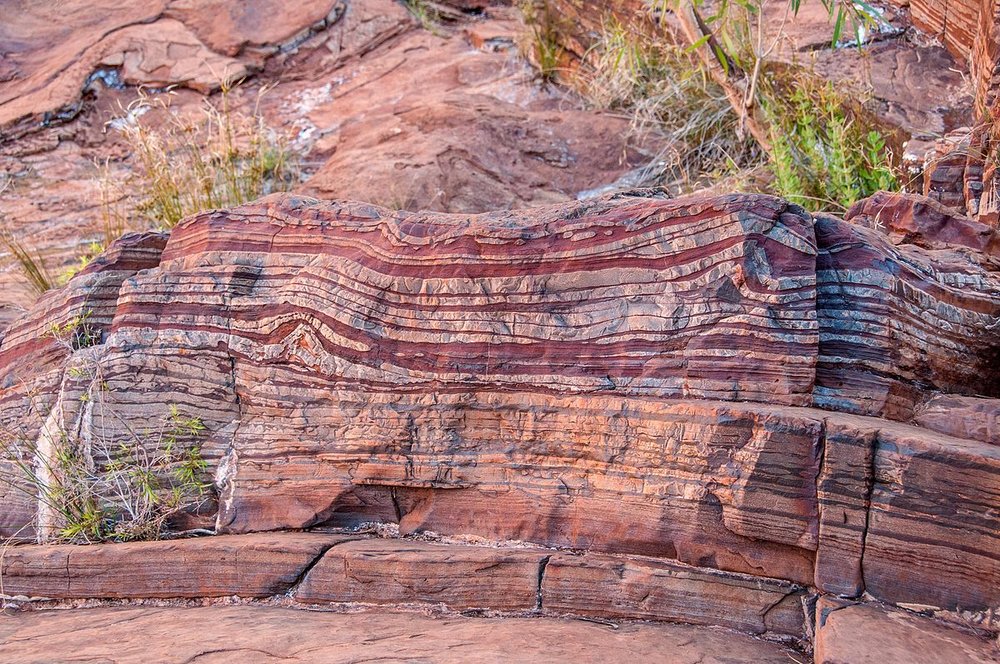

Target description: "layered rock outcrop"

left=1, top=191, right=998, bottom=656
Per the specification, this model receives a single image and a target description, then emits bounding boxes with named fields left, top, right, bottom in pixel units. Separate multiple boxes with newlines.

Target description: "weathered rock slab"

left=540, top=552, right=805, bottom=637
left=0, top=605, right=804, bottom=664
left=0, top=533, right=350, bottom=599
left=815, top=597, right=1000, bottom=664
left=295, top=538, right=548, bottom=611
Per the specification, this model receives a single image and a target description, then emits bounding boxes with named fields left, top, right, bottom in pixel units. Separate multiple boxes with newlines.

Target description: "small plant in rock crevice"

left=0, top=178, right=56, bottom=298
left=517, top=0, right=568, bottom=83
left=1, top=396, right=212, bottom=544
left=3, top=81, right=299, bottom=297
left=403, top=0, right=443, bottom=33
left=0, top=314, right=213, bottom=544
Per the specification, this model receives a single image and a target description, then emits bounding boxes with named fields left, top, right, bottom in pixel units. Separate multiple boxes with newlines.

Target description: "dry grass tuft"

left=516, top=0, right=569, bottom=83
left=104, top=80, right=298, bottom=231
left=0, top=179, right=55, bottom=297
left=577, top=16, right=763, bottom=192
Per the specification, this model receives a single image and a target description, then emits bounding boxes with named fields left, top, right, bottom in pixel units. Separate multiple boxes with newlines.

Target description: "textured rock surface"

left=0, top=533, right=349, bottom=599
left=913, top=394, right=1000, bottom=445
left=540, top=552, right=805, bottom=637
left=289, top=4, right=657, bottom=214
left=812, top=211, right=1000, bottom=419
left=845, top=191, right=1000, bottom=257
left=1, top=192, right=998, bottom=626
left=296, top=539, right=548, bottom=611
left=859, top=419, right=1000, bottom=614
left=0, top=231, right=167, bottom=539
left=0, top=0, right=654, bottom=326
left=815, top=597, right=1000, bottom=664
left=0, top=605, right=804, bottom=664
left=0, top=0, right=340, bottom=129
left=1, top=190, right=999, bottom=658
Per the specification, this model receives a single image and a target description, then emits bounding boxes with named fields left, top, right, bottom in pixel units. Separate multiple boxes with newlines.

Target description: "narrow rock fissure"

left=284, top=539, right=353, bottom=597
left=856, top=429, right=881, bottom=598
left=535, top=555, right=551, bottom=611
left=813, top=418, right=828, bottom=547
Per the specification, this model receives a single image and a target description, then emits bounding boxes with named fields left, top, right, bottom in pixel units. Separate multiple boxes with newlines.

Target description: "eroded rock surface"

left=0, top=0, right=654, bottom=327
left=0, top=605, right=804, bottom=664
left=815, top=597, right=1000, bottom=664
left=1, top=191, right=998, bottom=648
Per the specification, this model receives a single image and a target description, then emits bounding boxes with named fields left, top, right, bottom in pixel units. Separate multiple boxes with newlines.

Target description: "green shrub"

left=762, top=73, right=899, bottom=211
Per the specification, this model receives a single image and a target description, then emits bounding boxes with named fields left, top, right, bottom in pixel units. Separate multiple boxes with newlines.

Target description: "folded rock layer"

left=0, top=191, right=998, bottom=638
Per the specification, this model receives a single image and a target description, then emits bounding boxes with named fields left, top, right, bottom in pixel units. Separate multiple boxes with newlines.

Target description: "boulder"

left=815, top=597, right=1000, bottom=664
left=0, top=190, right=999, bottom=636
left=813, top=212, right=1000, bottom=420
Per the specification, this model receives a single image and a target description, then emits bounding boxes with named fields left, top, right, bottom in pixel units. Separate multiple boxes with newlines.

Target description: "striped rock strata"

left=0, top=191, right=998, bottom=631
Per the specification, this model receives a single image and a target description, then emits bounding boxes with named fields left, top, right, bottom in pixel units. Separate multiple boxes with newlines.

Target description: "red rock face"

left=814, top=208, right=1000, bottom=419
left=0, top=191, right=998, bottom=634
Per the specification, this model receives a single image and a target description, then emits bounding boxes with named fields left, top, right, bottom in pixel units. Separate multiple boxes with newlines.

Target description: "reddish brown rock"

left=813, top=213, right=1000, bottom=420
left=0, top=605, right=805, bottom=664
left=0, top=231, right=166, bottom=541
left=914, top=394, right=1000, bottom=445
left=294, top=8, right=658, bottom=214
left=0, top=1, right=657, bottom=328
left=0, top=532, right=349, bottom=599
left=813, top=414, right=1000, bottom=618
left=813, top=418, right=877, bottom=598
left=0, top=0, right=340, bottom=129
left=295, top=539, right=547, bottom=610
left=972, top=0, right=1000, bottom=115
left=860, top=419, right=1000, bottom=616
left=845, top=191, right=1000, bottom=256
left=815, top=596, right=1000, bottom=664
left=540, top=552, right=805, bottom=637
left=1, top=191, right=999, bottom=627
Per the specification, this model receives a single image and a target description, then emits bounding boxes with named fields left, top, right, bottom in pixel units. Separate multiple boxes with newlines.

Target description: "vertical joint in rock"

left=536, top=555, right=551, bottom=612
left=857, top=428, right=881, bottom=598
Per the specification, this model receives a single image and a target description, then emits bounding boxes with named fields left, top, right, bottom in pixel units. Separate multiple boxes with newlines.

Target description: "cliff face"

left=1, top=191, right=998, bottom=652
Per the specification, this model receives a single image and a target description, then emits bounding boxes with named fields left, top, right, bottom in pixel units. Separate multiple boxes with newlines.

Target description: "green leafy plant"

left=761, top=73, right=899, bottom=210
left=520, top=2, right=902, bottom=207
left=1, top=317, right=213, bottom=544
left=1, top=400, right=211, bottom=544
left=47, top=310, right=102, bottom=351
left=403, top=0, right=443, bottom=33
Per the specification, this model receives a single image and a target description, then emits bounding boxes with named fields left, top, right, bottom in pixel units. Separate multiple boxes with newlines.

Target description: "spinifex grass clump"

left=0, top=230, right=54, bottom=297
left=517, top=0, right=568, bottom=83
left=105, top=81, right=297, bottom=230
left=0, top=178, right=55, bottom=297
left=518, top=3, right=903, bottom=208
